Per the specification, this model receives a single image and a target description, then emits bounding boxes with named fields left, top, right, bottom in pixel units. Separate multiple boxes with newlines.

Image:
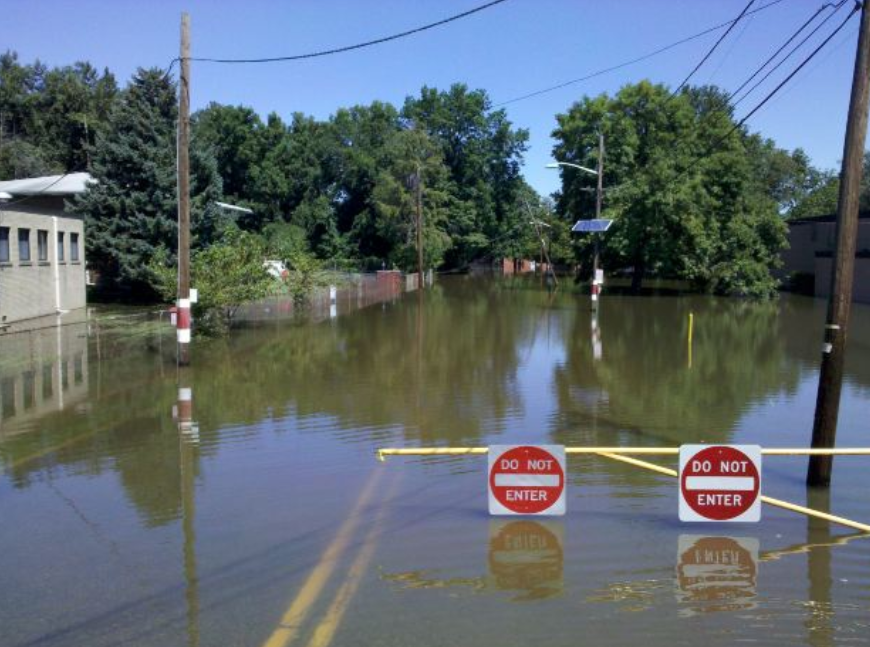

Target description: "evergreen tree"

left=72, top=68, right=222, bottom=298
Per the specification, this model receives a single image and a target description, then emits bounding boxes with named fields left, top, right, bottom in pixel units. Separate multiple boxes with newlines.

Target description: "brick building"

left=0, top=173, right=90, bottom=325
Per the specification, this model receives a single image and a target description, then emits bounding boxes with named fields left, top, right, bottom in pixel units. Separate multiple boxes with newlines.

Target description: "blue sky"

left=4, top=0, right=860, bottom=198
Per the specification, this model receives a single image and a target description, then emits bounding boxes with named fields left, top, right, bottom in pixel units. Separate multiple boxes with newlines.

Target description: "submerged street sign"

left=489, top=445, right=566, bottom=516
left=679, top=445, right=762, bottom=522
left=572, top=218, right=613, bottom=233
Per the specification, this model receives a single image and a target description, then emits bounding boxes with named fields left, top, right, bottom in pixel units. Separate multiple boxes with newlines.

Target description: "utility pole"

left=593, top=133, right=604, bottom=276
left=807, top=0, right=870, bottom=487
left=177, top=13, right=192, bottom=365
left=415, top=163, right=424, bottom=290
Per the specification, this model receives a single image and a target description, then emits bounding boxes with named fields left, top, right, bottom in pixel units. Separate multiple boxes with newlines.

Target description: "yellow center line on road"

left=304, top=472, right=400, bottom=647
left=261, top=466, right=386, bottom=647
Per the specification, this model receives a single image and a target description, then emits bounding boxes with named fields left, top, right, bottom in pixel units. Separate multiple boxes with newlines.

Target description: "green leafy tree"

left=553, top=81, right=787, bottom=296
left=372, top=128, right=452, bottom=271
left=151, top=229, right=274, bottom=335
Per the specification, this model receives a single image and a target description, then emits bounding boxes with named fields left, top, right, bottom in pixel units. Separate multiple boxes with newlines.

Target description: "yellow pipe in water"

left=377, top=446, right=870, bottom=461
left=688, top=312, right=694, bottom=369
left=596, top=451, right=870, bottom=534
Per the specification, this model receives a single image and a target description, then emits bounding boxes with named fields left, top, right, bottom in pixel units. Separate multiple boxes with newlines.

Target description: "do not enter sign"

left=489, top=445, right=566, bottom=516
left=679, top=445, right=762, bottom=522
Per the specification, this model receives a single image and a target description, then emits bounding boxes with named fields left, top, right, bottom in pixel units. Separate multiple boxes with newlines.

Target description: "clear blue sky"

left=4, top=0, right=860, bottom=198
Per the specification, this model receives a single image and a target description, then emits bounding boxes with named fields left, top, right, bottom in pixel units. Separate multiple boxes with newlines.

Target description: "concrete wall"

left=0, top=196, right=86, bottom=324
left=814, top=256, right=870, bottom=303
left=782, top=219, right=870, bottom=277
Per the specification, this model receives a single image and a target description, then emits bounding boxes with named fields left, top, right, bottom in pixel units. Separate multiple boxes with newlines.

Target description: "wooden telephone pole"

left=177, top=13, right=192, bottom=365
left=593, top=133, right=604, bottom=277
left=807, top=0, right=870, bottom=486
left=415, top=163, right=424, bottom=289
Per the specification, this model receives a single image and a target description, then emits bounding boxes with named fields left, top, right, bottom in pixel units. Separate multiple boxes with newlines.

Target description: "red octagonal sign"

left=489, top=445, right=566, bottom=516
left=679, top=445, right=762, bottom=522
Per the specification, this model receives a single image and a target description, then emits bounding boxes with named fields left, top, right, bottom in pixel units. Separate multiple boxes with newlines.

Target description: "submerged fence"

left=234, top=271, right=415, bottom=326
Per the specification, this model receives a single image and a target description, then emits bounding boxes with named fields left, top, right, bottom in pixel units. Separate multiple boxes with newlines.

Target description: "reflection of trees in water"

left=192, top=278, right=534, bottom=446
left=2, top=278, right=537, bottom=525
left=552, top=296, right=803, bottom=450
left=779, top=295, right=870, bottom=393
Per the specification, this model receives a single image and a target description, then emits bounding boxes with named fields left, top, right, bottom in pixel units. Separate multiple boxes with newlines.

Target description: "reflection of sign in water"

left=679, top=445, right=762, bottom=522
left=489, top=520, right=564, bottom=601
left=488, top=445, right=566, bottom=515
left=676, top=535, right=758, bottom=616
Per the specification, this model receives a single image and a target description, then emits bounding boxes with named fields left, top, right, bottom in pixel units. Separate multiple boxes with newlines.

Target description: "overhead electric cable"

left=732, top=0, right=849, bottom=105
left=653, top=4, right=860, bottom=195
left=672, top=0, right=756, bottom=96
left=183, top=0, right=509, bottom=65
left=727, top=1, right=842, bottom=101
left=494, top=0, right=786, bottom=108
left=733, top=2, right=859, bottom=128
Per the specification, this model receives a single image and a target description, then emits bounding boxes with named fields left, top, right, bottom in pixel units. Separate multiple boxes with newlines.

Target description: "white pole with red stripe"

left=177, top=298, right=192, bottom=345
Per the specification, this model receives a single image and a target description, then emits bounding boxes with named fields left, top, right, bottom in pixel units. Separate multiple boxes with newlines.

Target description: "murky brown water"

left=1, top=277, right=869, bottom=647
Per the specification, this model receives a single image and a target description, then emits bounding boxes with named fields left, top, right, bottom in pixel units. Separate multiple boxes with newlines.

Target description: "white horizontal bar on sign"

left=494, top=474, right=561, bottom=488
left=684, top=476, right=755, bottom=491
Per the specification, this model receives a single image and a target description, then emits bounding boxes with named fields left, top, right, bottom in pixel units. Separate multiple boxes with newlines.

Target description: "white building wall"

left=0, top=197, right=86, bottom=324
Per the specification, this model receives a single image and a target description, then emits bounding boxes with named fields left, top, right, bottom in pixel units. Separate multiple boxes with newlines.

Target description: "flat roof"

left=789, top=210, right=870, bottom=224
left=0, top=172, right=93, bottom=197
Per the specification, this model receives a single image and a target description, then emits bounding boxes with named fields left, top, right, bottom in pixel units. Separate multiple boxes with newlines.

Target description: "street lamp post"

left=547, top=137, right=608, bottom=308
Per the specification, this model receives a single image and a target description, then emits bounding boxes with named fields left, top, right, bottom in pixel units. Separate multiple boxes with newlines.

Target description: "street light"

left=545, top=161, right=598, bottom=176
left=547, top=134, right=607, bottom=308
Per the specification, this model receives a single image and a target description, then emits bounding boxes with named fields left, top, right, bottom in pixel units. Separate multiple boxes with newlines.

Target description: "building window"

left=1, top=377, right=14, bottom=420
left=0, top=227, right=9, bottom=263
left=38, top=230, right=49, bottom=262
left=70, top=232, right=80, bottom=262
left=22, top=370, right=35, bottom=410
left=74, top=354, right=83, bottom=385
left=42, top=364, right=54, bottom=400
left=18, top=228, right=31, bottom=262
left=57, top=231, right=65, bottom=261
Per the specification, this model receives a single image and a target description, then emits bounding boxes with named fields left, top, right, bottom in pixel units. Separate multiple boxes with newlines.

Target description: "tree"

left=371, top=128, right=452, bottom=271
left=0, top=52, right=117, bottom=176
left=553, top=81, right=787, bottom=297
left=151, top=229, right=275, bottom=335
left=72, top=68, right=223, bottom=298
left=402, top=84, right=530, bottom=266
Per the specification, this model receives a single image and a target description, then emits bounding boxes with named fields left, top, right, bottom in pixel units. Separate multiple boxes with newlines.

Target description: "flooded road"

left=1, top=277, right=869, bottom=647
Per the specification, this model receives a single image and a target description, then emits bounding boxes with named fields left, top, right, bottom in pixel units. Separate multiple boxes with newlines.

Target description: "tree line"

left=0, top=51, right=851, bottom=299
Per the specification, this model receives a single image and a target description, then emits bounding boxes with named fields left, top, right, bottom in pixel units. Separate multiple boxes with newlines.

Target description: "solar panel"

left=572, top=219, right=613, bottom=233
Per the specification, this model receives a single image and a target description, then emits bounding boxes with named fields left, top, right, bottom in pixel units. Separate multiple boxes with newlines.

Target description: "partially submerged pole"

left=177, top=12, right=192, bottom=366
left=808, top=0, right=870, bottom=486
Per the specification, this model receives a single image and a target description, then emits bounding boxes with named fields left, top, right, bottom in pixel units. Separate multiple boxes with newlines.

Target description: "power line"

left=727, top=1, right=841, bottom=102
left=732, top=0, right=849, bottom=106
left=182, top=0, right=509, bottom=65
left=493, top=0, right=787, bottom=108
left=559, top=7, right=859, bottom=220
left=650, top=5, right=859, bottom=198
left=672, top=0, right=756, bottom=96
left=734, top=2, right=859, bottom=128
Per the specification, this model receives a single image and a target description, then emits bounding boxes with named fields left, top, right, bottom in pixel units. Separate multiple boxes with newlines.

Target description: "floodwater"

left=1, top=277, right=869, bottom=647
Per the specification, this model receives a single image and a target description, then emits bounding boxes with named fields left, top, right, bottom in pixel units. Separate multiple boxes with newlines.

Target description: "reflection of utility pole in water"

left=805, top=488, right=834, bottom=647
left=415, top=287, right=423, bottom=412
left=175, top=371, right=199, bottom=647
left=591, top=310, right=602, bottom=362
